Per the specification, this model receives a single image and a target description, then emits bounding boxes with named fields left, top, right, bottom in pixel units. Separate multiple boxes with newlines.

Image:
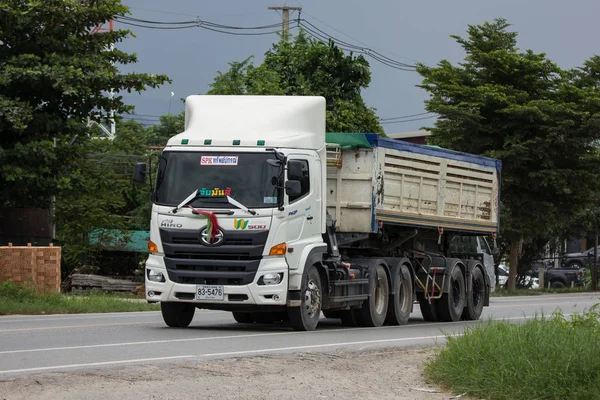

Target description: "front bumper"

left=144, top=255, right=289, bottom=308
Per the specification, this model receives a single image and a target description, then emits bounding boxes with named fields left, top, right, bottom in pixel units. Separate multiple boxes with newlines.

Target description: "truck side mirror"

left=287, top=160, right=303, bottom=181
left=285, top=180, right=301, bottom=197
left=134, top=163, right=147, bottom=184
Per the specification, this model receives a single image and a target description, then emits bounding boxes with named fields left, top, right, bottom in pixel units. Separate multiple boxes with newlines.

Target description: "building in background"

left=387, top=130, right=431, bottom=144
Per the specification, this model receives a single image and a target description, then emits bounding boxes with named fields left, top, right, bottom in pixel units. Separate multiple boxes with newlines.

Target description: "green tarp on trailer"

left=326, top=133, right=373, bottom=149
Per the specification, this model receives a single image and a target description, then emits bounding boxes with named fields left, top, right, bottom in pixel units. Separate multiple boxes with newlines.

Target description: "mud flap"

left=287, top=290, right=302, bottom=307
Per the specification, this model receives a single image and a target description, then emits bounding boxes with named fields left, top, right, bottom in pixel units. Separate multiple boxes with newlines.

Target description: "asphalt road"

left=0, top=293, right=598, bottom=379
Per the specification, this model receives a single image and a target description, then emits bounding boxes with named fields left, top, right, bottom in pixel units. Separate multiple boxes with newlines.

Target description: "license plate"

left=196, top=285, right=224, bottom=300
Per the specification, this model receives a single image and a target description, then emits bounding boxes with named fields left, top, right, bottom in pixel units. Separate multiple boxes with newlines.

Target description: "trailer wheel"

left=386, top=263, right=413, bottom=325
left=438, top=266, right=466, bottom=322
left=288, top=265, right=322, bottom=331
left=161, top=302, right=195, bottom=328
left=417, top=293, right=440, bottom=322
left=462, top=267, right=485, bottom=321
left=357, top=264, right=389, bottom=327
left=232, top=312, right=255, bottom=324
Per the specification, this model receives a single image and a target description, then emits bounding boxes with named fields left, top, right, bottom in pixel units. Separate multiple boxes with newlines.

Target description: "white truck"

left=134, top=95, right=501, bottom=331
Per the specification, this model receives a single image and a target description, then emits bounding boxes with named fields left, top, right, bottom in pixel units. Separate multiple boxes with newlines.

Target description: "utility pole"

left=91, top=18, right=116, bottom=139
left=268, top=6, right=302, bottom=41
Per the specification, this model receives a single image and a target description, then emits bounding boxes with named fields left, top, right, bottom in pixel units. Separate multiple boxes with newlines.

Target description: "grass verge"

left=0, top=281, right=159, bottom=315
left=426, top=305, right=600, bottom=400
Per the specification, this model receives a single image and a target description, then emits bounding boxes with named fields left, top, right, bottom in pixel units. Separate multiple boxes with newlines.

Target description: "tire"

left=232, top=312, right=255, bottom=324
left=567, top=262, right=583, bottom=269
left=161, top=302, right=195, bottom=328
left=438, top=265, right=466, bottom=322
left=357, top=264, right=389, bottom=327
left=462, top=267, right=485, bottom=321
left=550, top=281, right=566, bottom=289
left=417, top=292, right=440, bottom=322
left=386, top=263, right=413, bottom=325
left=288, top=265, right=322, bottom=331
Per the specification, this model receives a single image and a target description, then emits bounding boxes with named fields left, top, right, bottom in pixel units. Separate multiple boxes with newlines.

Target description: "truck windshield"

left=155, top=151, right=281, bottom=209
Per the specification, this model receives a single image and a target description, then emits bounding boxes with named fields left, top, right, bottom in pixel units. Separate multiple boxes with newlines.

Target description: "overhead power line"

left=379, top=115, right=437, bottom=125
left=113, top=13, right=420, bottom=71
left=380, top=112, right=434, bottom=122
left=115, top=15, right=288, bottom=36
left=297, top=19, right=417, bottom=71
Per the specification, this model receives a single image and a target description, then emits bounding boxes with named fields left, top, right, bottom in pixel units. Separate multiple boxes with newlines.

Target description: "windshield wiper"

left=226, top=196, right=257, bottom=215
left=172, top=190, right=256, bottom=215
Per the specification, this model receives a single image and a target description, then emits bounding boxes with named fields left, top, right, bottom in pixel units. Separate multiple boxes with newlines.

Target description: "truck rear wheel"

left=438, top=266, right=466, bottom=322
left=288, top=265, right=322, bottom=331
left=462, top=267, right=485, bottom=321
left=417, top=293, right=440, bottom=322
left=161, top=302, right=195, bottom=328
left=357, top=264, right=389, bottom=327
left=386, top=263, right=413, bottom=326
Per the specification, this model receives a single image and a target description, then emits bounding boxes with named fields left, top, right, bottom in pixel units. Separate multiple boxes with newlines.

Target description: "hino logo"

left=160, top=218, right=183, bottom=228
left=200, top=227, right=224, bottom=246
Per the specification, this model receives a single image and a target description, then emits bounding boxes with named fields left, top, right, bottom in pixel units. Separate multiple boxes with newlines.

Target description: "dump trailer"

left=135, top=95, right=502, bottom=331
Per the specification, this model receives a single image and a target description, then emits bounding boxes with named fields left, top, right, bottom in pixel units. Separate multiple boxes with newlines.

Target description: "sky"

left=116, top=0, right=600, bottom=134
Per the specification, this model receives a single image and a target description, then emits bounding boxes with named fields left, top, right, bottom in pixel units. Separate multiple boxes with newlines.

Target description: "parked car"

left=498, top=261, right=583, bottom=289
left=529, top=262, right=586, bottom=289
left=561, top=246, right=600, bottom=269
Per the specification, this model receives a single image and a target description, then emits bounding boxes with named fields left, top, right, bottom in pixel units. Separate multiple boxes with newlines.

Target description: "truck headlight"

left=147, top=269, right=166, bottom=283
left=260, top=273, right=283, bottom=285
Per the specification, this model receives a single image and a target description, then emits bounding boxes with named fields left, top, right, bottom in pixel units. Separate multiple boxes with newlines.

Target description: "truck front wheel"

left=161, top=302, right=195, bottom=328
left=288, top=265, right=322, bottom=331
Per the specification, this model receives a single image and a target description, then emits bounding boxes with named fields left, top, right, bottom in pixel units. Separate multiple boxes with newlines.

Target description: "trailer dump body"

left=326, top=133, right=501, bottom=235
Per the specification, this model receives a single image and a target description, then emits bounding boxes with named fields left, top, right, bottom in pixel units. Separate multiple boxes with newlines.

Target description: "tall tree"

left=0, top=0, right=169, bottom=209
left=207, top=32, right=384, bottom=134
left=417, top=19, right=600, bottom=290
left=55, top=119, right=150, bottom=271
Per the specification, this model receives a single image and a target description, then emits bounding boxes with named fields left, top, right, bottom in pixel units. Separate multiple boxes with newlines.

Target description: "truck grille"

left=160, top=228, right=268, bottom=286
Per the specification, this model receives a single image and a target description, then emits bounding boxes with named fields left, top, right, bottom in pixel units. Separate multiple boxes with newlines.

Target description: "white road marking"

left=0, top=310, right=224, bottom=324
left=199, top=334, right=450, bottom=358
left=0, top=313, right=575, bottom=356
left=0, top=336, right=448, bottom=375
left=0, top=355, right=194, bottom=375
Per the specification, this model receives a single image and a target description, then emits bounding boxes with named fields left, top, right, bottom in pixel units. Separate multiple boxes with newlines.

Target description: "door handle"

left=307, top=215, right=314, bottom=220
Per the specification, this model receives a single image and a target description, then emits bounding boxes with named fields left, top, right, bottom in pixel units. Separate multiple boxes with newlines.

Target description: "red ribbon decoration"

left=188, top=206, right=220, bottom=240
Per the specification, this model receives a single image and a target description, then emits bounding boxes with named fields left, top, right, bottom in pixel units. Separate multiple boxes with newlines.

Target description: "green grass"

left=0, top=281, right=159, bottom=315
left=426, top=305, right=600, bottom=400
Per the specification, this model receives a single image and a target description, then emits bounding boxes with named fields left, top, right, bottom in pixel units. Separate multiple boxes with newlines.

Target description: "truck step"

left=328, top=294, right=369, bottom=302
left=330, top=279, right=369, bottom=287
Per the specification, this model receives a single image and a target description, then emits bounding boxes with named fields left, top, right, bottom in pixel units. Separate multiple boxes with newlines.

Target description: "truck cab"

left=139, top=95, right=328, bottom=328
